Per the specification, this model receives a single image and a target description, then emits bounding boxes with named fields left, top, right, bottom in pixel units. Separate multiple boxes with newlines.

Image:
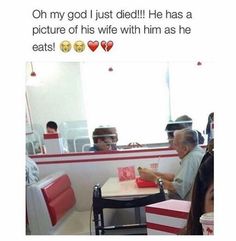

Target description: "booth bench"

left=26, top=172, right=92, bottom=235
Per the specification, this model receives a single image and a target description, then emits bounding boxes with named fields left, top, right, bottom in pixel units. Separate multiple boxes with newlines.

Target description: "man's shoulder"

left=184, top=146, right=204, bottom=162
left=191, top=146, right=205, bottom=155
left=188, top=146, right=205, bottom=165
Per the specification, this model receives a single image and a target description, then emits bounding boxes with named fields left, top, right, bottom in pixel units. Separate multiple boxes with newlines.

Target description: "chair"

left=92, top=179, right=166, bottom=235
left=82, top=143, right=92, bottom=152
left=73, top=136, right=91, bottom=152
left=26, top=131, right=43, bottom=155
left=59, top=120, right=90, bottom=152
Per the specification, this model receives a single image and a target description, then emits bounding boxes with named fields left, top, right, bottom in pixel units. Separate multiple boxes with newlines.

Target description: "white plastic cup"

left=150, top=162, right=159, bottom=172
left=200, top=212, right=214, bottom=235
left=150, top=157, right=160, bottom=172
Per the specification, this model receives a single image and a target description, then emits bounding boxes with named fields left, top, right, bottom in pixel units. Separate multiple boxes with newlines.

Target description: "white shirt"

left=172, top=146, right=205, bottom=200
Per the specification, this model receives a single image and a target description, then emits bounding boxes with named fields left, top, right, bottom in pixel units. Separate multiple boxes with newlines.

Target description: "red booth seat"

left=41, top=174, right=76, bottom=226
left=26, top=172, right=92, bottom=235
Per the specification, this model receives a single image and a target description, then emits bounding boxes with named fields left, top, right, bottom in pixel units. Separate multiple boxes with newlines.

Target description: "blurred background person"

left=26, top=156, right=39, bottom=186
left=26, top=156, right=39, bottom=234
left=90, top=126, right=118, bottom=151
left=45, top=121, right=68, bottom=153
left=165, top=115, right=204, bottom=148
left=206, top=112, right=214, bottom=144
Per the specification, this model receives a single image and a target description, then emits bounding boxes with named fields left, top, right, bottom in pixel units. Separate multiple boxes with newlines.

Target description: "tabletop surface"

left=101, top=177, right=167, bottom=199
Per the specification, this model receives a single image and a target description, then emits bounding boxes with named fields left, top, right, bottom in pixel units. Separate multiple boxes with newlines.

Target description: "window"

left=26, top=61, right=214, bottom=148
left=80, top=61, right=214, bottom=145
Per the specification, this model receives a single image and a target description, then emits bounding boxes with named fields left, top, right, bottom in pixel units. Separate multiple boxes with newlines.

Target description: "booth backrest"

left=41, top=174, right=76, bottom=226
left=27, top=172, right=76, bottom=234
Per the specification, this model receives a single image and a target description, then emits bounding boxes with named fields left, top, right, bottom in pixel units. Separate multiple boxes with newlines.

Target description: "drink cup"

left=150, top=163, right=159, bottom=172
left=200, top=212, right=214, bottom=235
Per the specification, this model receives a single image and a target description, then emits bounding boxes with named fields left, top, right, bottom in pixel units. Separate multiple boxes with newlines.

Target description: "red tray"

left=135, top=177, right=157, bottom=188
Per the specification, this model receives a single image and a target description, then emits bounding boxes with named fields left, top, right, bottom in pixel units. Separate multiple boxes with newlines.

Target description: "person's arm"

left=160, top=179, right=176, bottom=192
left=139, top=168, right=176, bottom=192
left=138, top=168, right=174, bottom=182
left=154, top=171, right=175, bottom=181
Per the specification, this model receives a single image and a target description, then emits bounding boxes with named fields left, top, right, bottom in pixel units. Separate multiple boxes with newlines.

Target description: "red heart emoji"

left=87, top=41, right=99, bottom=52
left=101, top=41, right=113, bottom=52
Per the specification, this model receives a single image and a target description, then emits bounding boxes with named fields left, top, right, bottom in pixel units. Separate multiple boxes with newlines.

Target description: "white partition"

left=30, top=147, right=181, bottom=211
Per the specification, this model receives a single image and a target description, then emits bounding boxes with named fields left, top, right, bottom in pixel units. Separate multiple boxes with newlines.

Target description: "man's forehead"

left=173, top=130, right=184, bottom=142
left=174, top=129, right=184, bottom=137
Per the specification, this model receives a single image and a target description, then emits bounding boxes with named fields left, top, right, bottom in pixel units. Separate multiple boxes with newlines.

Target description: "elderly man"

left=139, top=128, right=205, bottom=200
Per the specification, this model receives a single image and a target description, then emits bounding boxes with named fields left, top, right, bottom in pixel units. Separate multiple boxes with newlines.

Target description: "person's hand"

left=138, top=167, right=157, bottom=182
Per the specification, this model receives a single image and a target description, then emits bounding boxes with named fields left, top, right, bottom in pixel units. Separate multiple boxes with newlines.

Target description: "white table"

left=102, top=177, right=166, bottom=198
left=101, top=177, right=167, bottom=223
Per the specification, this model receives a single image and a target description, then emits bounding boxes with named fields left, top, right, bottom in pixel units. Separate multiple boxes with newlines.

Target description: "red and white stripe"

left=145, top=199, right=191, bottom=235
left=30, top=147, right=178, bottom=164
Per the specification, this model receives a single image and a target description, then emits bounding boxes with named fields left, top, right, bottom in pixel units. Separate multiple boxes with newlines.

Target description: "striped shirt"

left=26, top=156, right=39, bottom=185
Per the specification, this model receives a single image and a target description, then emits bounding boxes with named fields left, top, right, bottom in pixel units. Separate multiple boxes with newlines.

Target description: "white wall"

left=26, top=62, right=87, bottom=130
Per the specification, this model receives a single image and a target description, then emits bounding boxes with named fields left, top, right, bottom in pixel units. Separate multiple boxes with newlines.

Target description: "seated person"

left=90, top=126, right=118, bottom=151
left=45, top=121, right=68, bottom=153
left=26, top=156, right=39, bottom=234
left=139, top=128, right=205, bottom=200
left=165, top=115, right=204, bottom=148
left=46, top=121, right=58, bottom=134
left=184, top=142, right=214, bottom=234
left=206, top=112, right=214, bottom=143
left=26, top=156, right=39, bottom=186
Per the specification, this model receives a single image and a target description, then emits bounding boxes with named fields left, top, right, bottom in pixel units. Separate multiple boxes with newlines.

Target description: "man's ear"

left=183, top=145, right=190, bottom=155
